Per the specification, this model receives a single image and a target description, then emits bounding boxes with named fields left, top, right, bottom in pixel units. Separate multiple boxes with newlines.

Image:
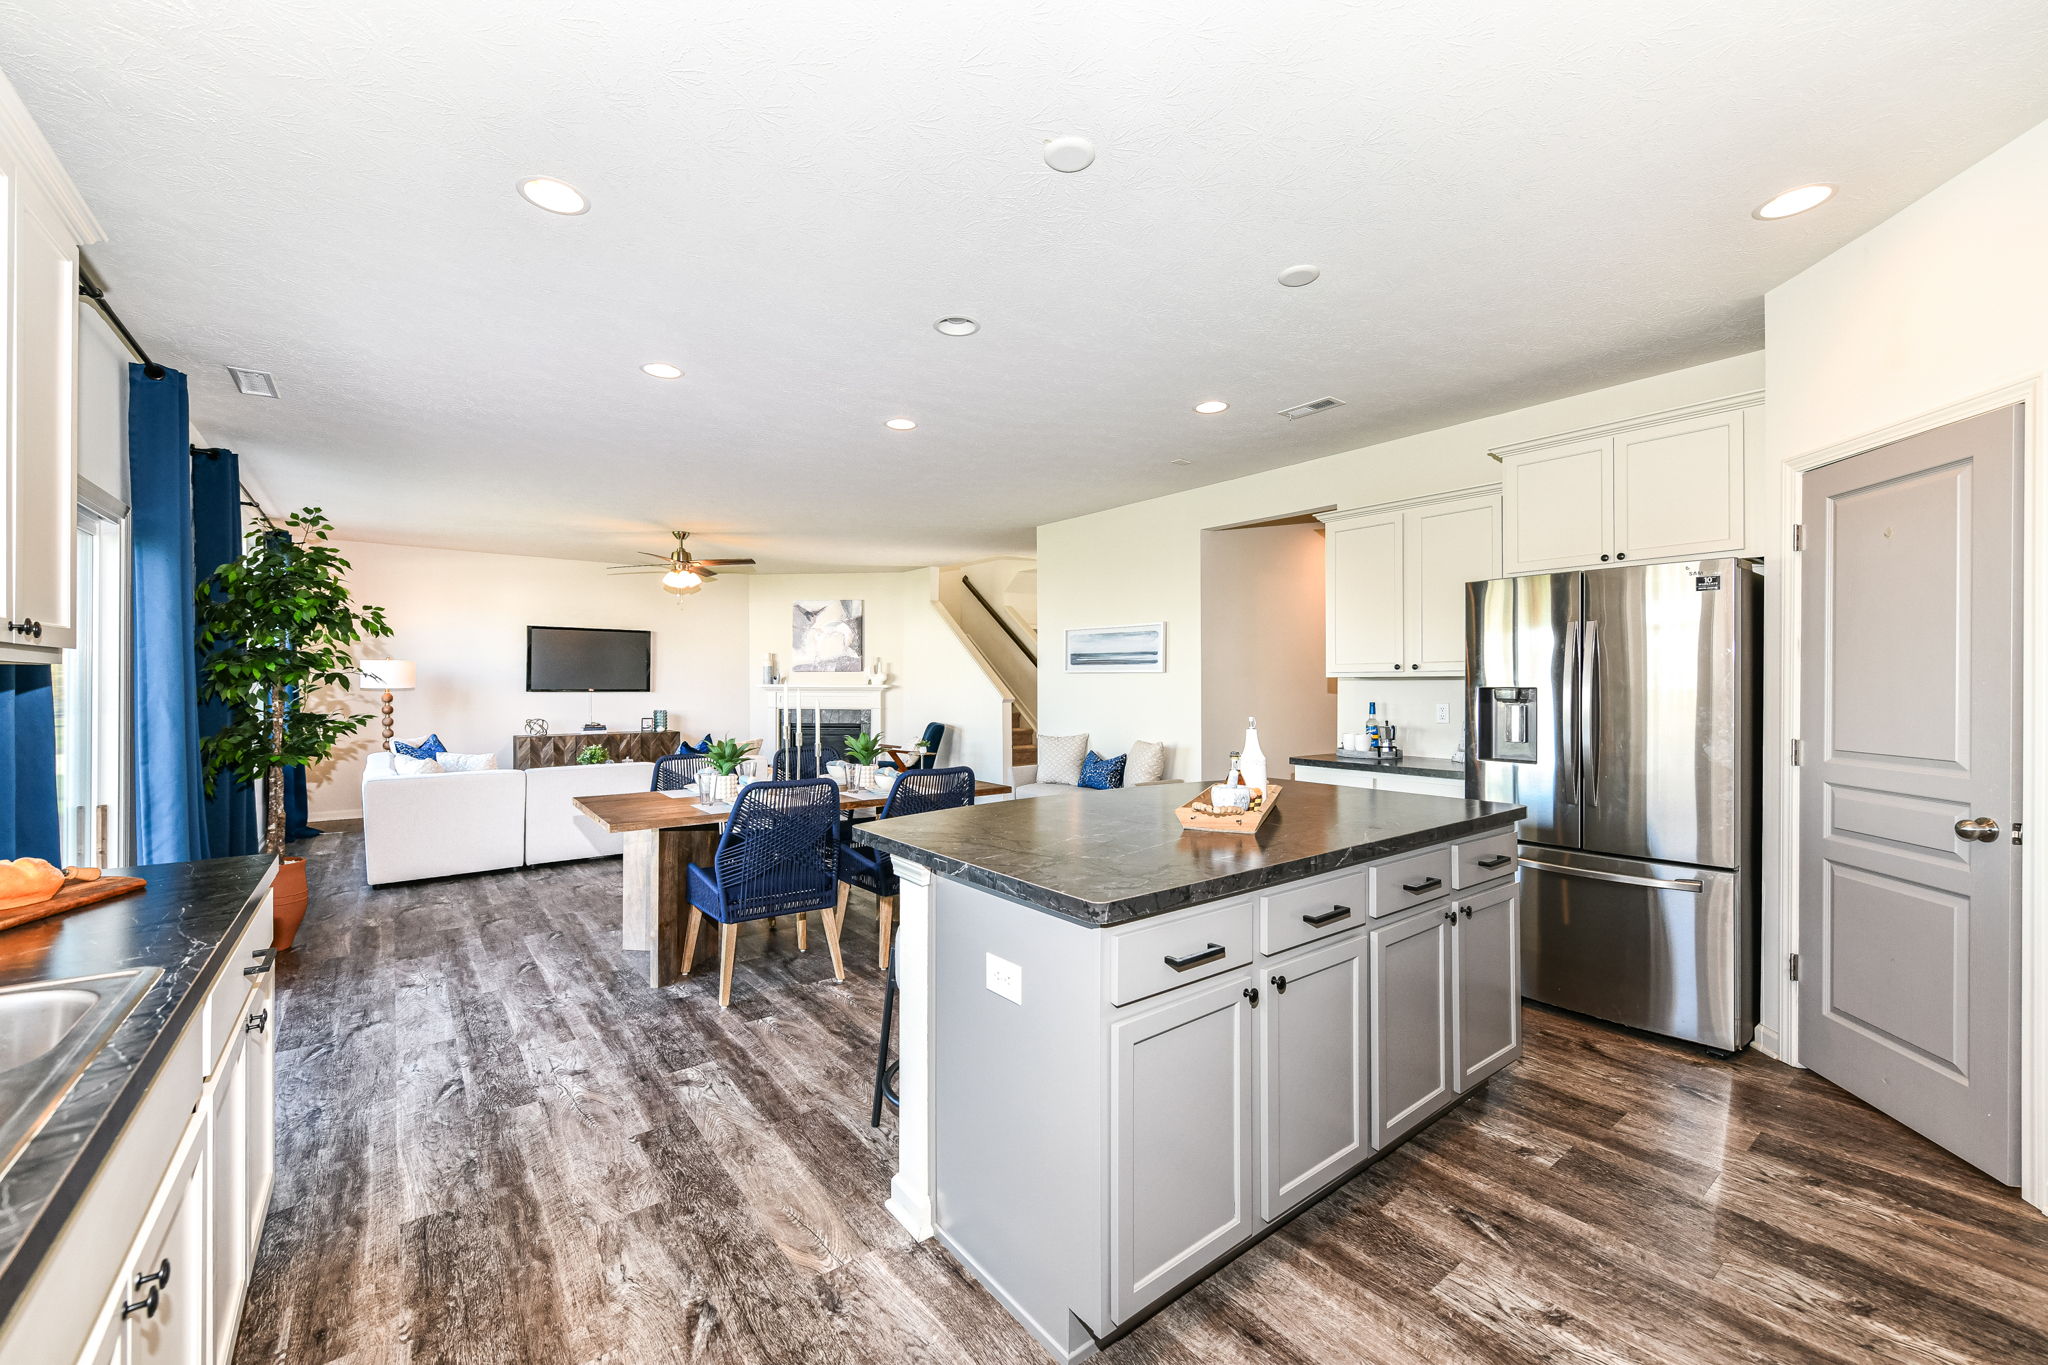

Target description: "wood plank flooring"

left=234, top=828, right=2048, bottom=1365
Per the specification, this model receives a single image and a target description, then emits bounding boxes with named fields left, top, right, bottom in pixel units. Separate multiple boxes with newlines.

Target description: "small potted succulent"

left=842, top=731, right=883, bottom=792
left=701, top=737, right=751, bottom=802
left=576, top=744, right=610, bottom=765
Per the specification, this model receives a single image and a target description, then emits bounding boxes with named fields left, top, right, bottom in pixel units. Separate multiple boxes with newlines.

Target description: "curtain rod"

left=76, top=273, right=166, bottom=380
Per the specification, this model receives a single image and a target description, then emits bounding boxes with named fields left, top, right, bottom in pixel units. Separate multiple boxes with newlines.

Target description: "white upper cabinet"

left=1497, top=394, right=1761, bottom=576
left=0, top=75, right=101, bottom=657
left=1322, top=489, right=1500, bottom=678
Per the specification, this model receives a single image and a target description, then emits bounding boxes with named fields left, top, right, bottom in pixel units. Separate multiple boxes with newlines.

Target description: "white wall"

left=306, top=540, right=751, bottom=819
left=746, top=568, right=1014, bottom=782
left=1764, top=115, right=2048, bottom=1202
left=1038, top=351, right=1766, bottom=778
left=1200, top=521, right=1336, bottom=776
left=77, top=306, right=130, bottom=504
left=1337, top=677, right=1466, bottom=760
left=938, top=556, right=1037, bottom=722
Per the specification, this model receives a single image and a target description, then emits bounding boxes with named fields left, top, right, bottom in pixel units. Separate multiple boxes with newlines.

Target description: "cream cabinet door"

left=1612, top=412, right=1745, bottom=562
left=1503, top=440, right=1610, bottom=574
left=126, top=1132, right=208, bottom=1365
left=1403, top=495, right=1500, bottom=674
left=8, top=177, right=81, bottom=649
left=1325, top=512, right=1403, bottom=675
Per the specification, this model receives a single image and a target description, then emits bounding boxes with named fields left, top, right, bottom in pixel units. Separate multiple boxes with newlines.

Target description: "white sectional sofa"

left=360, top=753, right=658, bottom=886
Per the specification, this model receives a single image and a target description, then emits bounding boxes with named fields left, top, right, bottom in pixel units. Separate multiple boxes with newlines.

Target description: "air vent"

left=226, top=366, right=279, bottom=399
left=1278, top=396, right=1345, bottom=420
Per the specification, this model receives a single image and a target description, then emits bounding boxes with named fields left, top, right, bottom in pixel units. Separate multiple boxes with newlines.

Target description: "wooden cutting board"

left=0, top=875, right=147, bottom=933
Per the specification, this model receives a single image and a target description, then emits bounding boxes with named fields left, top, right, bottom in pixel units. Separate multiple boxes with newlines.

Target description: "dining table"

left=574, top=778, right=1013, bottom=986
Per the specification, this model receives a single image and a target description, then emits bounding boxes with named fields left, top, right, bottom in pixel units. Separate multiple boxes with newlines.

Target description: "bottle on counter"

left=1364, top=702, right=1382, bottom=755
left=1215, top=751, right=1252, bottom=809
left=1240, top=717, right=1268, bottom=794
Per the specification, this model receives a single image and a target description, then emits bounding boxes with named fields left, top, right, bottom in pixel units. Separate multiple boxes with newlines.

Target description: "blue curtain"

left=192, top=447, right=259, bottom=856
left=0, top=665, right=58, bottom=862
left=130, top=364, right=208, bottom=864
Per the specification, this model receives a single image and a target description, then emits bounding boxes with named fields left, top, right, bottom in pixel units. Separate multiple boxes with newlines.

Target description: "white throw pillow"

left=1127, top=739, right=1168, bottom=785
left=436, top=751, right=500, bottom=772
left=391, top=753, right=444, bottom=776
left=1037, top=733, right=1088, bottom=786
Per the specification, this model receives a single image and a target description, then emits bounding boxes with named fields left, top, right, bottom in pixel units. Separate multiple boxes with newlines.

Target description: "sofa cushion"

left=391, top=752, right=444, bottom=776
left=1079, top=751, right=1127, bottom=790
left=1036, top=733, right=1088, bottom=786
left=437, top=751, right=500, bottom=772
left=1128, top=739, right=1167, bottom=784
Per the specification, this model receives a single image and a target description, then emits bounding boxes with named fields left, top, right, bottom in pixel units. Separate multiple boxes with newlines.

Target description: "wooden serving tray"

left=0, top=875, right=147, bottom=933
left=1176, top=784, right=1282, bottom=834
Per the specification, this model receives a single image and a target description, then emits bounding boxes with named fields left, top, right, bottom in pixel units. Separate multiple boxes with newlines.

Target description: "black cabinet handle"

left=1615, top=553, right=1627, bottom=561
left=1243, top=986, right=1260, bottom=1008
left=1461, top=906, right=1474, bottom=919
left=1272, top=975, right=1288, bottom=994
left=1302, top=905, right=1352, bottom=927
left=1477, top=854, right=1512, bottom=869
left=244, top=947, right=276, bottom=977
left=1600, top=554, right=1611, bottom=562
left=1402, top=876, right=1443, bottom=895
left=1164, top=943, right=1226, bottom=971
left=1443, top=908, right=1458, bottom=922
left=135, top=1258, right=171, bottom=1291
left=121, top=1287, right=160, bottom=1320
left=247, top=1008, right=269, bottom=1034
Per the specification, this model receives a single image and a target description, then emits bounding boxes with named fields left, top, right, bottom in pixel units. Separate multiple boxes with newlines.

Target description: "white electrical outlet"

left=985, top=952, right=1024, bottom=1004
left=1436, top=703, right=1451, bottom=723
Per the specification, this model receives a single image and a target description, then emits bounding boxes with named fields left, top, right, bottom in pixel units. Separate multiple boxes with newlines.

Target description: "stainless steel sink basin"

left=0, top=970, right=161, bottom=1181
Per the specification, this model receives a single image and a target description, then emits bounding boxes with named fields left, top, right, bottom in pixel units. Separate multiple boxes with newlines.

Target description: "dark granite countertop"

left=0, top=855, right=276, bottom=1321
left=853, top=781, right=1521, bottom=926
left=1290, top=752, right=1468, bottom=781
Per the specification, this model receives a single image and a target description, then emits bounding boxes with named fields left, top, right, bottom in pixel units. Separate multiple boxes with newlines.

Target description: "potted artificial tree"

left=197, top=509, right=391, bottom=949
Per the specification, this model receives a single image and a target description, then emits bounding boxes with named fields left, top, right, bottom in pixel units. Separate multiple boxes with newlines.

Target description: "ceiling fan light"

left=662, top=568, right=703, bottom=592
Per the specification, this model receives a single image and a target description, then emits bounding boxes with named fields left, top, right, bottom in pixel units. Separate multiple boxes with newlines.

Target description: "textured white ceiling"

left=7, top=0, right=2048, bottom=570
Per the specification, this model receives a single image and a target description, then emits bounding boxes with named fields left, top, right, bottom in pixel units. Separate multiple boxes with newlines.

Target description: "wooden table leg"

left=627, top=827, right=715, bottom=988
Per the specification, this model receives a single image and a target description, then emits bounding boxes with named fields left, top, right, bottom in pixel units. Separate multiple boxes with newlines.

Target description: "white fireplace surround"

left=761, top=680, right=893, bottom=759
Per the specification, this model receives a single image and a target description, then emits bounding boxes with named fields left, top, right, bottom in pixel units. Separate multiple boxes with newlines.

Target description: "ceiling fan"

left=607, top=530, right=756, bottom=594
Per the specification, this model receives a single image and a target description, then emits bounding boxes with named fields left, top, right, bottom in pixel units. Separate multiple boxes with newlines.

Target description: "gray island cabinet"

left=854, top=781, right=1524, bottom=1362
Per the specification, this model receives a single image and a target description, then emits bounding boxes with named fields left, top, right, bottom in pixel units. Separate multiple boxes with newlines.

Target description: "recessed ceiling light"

left=934, top=317, right=980, bottom=336
left=1193, top=401, right=1229, bottom=414
left=641, top=362, right=684, bottom=379
left=886, top=418, right=918, bottom=431
left=1277, top=264, right=1321, bottom=287
left=516, top=176, right=589, bottom=215
left=1753, top=183, right=1834, bottom=220
left=1043, top=136, right=1096, bottom=173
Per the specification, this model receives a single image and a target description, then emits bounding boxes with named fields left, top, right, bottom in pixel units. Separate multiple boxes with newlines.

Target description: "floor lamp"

left=357, top=660, right=416, bottom=742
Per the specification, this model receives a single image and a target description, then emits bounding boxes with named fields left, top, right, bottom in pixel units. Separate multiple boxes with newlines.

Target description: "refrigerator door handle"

left=1578, top=619, right=1600, bottom=806
left=1560, top=619, right=1579, bottom=801
left=1517, top=857, right=1704, bottom=893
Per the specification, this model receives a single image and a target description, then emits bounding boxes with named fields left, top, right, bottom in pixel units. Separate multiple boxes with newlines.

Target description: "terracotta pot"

left=273, top=855, right=310, bottom=951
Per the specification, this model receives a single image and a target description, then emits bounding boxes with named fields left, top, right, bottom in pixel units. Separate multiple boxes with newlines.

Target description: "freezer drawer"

left=1516, top=848, right=1755, bottom=1052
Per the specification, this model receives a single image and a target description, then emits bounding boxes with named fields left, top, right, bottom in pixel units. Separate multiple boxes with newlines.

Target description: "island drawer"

left=1256, top=868, right=1368, bottom=956
left=1108, top=897, right=1255, bottom=1005
left=1367, top=846, right=1453, bottom=917
left=204, top=894, right=276, bottom=1078
left=1453, top=828, right=1519, bottom=889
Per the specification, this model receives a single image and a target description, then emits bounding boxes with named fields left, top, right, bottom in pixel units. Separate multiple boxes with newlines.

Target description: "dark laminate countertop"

left=1290, top=752, right=1468, bottom=782
left=853, top=781, right=1521, bottom=926
left=0, top=855, right=276, bottom=1321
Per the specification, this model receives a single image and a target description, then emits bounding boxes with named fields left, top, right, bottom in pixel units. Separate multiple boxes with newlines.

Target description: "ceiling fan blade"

left=606, top=565, right=668, bottom=573
left=691, top=558, right=757, bottom=566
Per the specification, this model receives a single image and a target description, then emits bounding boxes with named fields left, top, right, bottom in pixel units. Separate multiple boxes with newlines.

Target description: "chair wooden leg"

left=718, top=924, right=739, bottom=1008
left=878, top=894, right=899, bottom=971
left=824, top=884, right=849, bottom=982
left=794, top=908, right=809, bottom=952
left=681, top=908, right=705, bottom=976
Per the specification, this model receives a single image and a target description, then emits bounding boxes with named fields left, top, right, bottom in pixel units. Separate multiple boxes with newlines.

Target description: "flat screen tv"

left=526, top=626, right=652, bottom=692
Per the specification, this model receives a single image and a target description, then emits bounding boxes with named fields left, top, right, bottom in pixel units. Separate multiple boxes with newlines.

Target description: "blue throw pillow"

left=676, top=733, right=713, bottom=756
left=393, top=734, right=445, bottom=760
left=1079, top=750, right=1127, bottom=790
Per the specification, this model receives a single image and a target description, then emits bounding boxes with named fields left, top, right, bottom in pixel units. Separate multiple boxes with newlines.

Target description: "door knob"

left=1955, top=816, right=2001, bottom=843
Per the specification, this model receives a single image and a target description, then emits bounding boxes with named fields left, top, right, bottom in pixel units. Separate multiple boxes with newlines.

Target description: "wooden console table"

left=513, top=730, right=680, bottom=769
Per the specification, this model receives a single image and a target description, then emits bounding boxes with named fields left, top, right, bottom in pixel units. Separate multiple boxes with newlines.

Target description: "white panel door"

left=9, top=176, right=78, bottom=648
left=1369, top=905, right=1455, bottom=1147
left=1257, top=931, right=1370, bottom=1220
left=1453, top=881, right=1521, bottom=1089
left=1613, top=412, right=1745, bottom=563
left=126, top=1133, right=207, bottom=1365
left=1403, top=495, right=1500, bottom=674
left=1503, top=440, right=1609, bottom=573
left=1325, top=512, right=1404, bottom=675
left=208, top=1023, right=250, bottom=1363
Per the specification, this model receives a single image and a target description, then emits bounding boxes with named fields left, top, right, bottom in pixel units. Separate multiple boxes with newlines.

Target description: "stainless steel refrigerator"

left=1465, top=558, right=1760, bottom=1052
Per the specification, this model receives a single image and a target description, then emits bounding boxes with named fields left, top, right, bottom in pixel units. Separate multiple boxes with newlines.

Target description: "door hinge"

left=1788, top=952, right=1800, bottom=982
left=2014, top=821, right=2025, bottom=847
left=1792, top=523, right=1805, bottom=551
left=1790, top=738, right=1803, bottom=767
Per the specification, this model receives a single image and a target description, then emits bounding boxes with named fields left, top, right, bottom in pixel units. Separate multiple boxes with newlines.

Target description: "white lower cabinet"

left=1454, top=881, right=1522, bottom=1090
left=1257, top=931, right=1369, bottom=1219
left=47, top=900, right=277, bottom=1365
left=1370, top=906, right=1456, bottom=1147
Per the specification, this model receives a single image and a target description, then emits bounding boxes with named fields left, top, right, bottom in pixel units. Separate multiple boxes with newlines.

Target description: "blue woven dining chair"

left=839, top=766, right=975, bottom=970
left=681, top=777, right=846, bottom=1007
left=771, top=746, right=824, bottom=779
left=651, top=754, right=707, bottom=791
left=880, top=721, right=946, bottom=771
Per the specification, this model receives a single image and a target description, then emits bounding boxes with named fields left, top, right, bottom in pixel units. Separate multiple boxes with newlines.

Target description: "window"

left=55, top=505, right=125, bottom=866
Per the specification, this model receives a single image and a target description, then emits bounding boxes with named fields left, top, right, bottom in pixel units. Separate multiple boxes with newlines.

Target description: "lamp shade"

left=358, top=659, right=416, bottom=691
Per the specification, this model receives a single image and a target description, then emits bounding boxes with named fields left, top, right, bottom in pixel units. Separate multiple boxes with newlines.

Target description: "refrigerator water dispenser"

left=1479, top=686, right=1538, bottom=763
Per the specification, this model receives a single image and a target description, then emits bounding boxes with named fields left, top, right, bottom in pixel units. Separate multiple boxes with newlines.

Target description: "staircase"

left=1011, top=713, right=1036, bottom=768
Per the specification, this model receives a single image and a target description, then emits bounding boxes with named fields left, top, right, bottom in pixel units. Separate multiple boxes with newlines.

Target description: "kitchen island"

left=853, top=780, right=1524, bottom=1362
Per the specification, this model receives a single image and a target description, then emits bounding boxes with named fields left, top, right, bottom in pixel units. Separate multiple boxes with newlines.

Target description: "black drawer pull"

left=247, top=1008, right=269, bottom=1034
left=121, top=1287, right=160, bottom=1320
left=1302, top=905, right=1352, bottom=927
left=1476, top=854, right=1512, bottom=869
left=1164, top=943, right=1226, bottom=971
left=1402, top=876, right=1444, bottom=895
left=244, top=947, right=277, bottom=977
left=135, top=1258, right=171, bottom=1291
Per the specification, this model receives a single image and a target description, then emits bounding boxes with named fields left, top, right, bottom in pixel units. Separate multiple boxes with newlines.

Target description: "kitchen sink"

left=0, top=970, right=161, bottom=1181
